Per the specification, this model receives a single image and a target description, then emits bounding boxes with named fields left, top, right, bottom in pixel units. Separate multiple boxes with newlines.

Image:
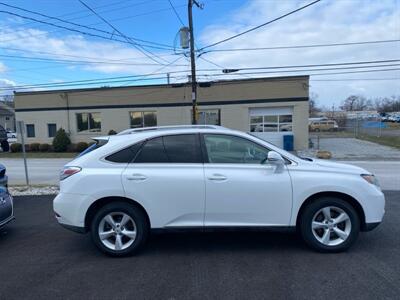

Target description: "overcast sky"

left=0, top=0, right=399, bottom=108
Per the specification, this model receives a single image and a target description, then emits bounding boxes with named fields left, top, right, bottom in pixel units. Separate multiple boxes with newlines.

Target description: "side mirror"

left=266, top=151, right=285, bottom=173
left=267, top=151, right=285, bottom=165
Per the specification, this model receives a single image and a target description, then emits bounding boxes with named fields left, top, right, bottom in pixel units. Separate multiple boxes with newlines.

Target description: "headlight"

left=361, top=174, right=380, bottom=188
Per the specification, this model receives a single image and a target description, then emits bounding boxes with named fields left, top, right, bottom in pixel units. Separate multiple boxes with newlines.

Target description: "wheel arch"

left=84, top=196, right=151, bottom=231
left=296, top=191, right=367, bottom=230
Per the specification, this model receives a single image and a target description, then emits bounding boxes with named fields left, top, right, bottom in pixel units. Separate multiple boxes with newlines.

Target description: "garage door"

left=249, top=107, right=293, bottom=148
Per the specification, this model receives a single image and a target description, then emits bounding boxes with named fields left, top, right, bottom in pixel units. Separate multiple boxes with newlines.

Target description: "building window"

left=130, top=111, right=157, bottom=128
left=250, top=114, right=293, bottom=132
left=197, top=109, right=220, bottom=125
left=5, top=117, right=9, bottom=121
left=76, top=113, right=101, bottom=132
left=48, top=123, right=57, bottom=138
left=26, top=124, right=35, bottom=138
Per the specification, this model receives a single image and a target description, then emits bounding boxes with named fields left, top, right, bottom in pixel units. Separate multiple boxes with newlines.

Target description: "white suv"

left=54, top=125, right=385, bottom=256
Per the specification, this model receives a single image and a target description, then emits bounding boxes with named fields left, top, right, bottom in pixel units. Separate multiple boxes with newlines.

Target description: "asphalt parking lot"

left=1, top=192, right=399, bottom=300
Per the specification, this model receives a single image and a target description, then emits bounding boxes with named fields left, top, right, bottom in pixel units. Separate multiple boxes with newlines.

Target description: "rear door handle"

left=127, top=174, right=147, bottom=181
left=208, top=174, right=227, bottom=181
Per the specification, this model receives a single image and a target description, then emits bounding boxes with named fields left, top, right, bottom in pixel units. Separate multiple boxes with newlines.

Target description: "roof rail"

left=117, top=125, right=224, bottom=135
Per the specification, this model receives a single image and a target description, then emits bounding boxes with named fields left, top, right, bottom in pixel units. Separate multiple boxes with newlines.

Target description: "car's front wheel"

left=299, top=197, right=360, bottom=252
left=90, top=202, right=149, bottom=256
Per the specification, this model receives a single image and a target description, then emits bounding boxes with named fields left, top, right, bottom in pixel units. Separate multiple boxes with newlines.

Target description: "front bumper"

left=362, top=222, right=381, bottom=232
left=0, top=175, right=8, bottom=188
left=0, top=193, right=14, bottom=228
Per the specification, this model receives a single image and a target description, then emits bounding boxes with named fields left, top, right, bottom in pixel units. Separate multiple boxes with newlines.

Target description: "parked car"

left=0, top=184, right=13, bottom=230
left=0, top=125, right=9, bottom=152
left=0, top=163, right=7, bottom=188
left=6, top=131, right=16, bottom=139
left=54, top=125, right=385, bottom=256
left=309, top=120, right=339, bottom=132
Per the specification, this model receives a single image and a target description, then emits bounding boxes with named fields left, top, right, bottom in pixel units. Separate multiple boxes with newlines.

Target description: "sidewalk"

left=1, top=157, right=398, bottom=191
left=0, top=158, right=71, bottom=186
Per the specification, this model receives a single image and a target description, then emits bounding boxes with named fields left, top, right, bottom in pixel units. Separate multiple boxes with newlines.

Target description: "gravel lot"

left=0, top=192, right=399, bottom=299
left=306, top=137, right=400, bottom=160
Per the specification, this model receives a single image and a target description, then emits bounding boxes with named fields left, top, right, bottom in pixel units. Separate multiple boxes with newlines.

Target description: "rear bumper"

left=57, top=220, right=87, bottom=234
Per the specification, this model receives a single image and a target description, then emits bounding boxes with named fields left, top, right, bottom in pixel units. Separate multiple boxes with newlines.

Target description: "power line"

left=311, top=78, right=400, bottom=81
left=199, top=0, right=322, bottom=51
left=200, top=39, right=400, bottom=54
left=0, top=46, right=178, bottom=62
left=77, top=0, right=170, bottom=65
left=4, top=59, right=399, bottom=91
left=0, top=10, right=176, bottom=56
left=9, top=0, right=141, bottom=29
left=200, top=65, right=400, bottom=76
left=0, top=53, right=187, bottom=67
left=168, top=0, right=185, bottom=26
left=0, top=2, right=174, bottom=50
left=221, top=59, right=400, bottom=72
left=0, top=5, right=184, bottom=46
left=198, top=68, right=400, bottom=78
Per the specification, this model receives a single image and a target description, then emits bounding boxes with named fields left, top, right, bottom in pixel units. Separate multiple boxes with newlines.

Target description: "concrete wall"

left=15, top=76, right=309, bottom=149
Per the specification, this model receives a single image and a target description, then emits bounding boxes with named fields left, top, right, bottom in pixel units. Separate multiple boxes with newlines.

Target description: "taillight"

left=60, top=166, right=81, bottom=181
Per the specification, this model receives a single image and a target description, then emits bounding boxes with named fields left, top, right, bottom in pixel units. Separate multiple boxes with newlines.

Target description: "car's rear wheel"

left=90, top=202, right=149, bottom=257
left=299, top=197, right=360, bottom=252
left=1, top=140, right=9, bottom=152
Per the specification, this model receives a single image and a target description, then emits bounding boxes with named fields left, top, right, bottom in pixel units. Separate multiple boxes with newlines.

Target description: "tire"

left=1, top=140, right=9, bottom=152
left=299, top=197, right=360, bottom=253
left=90, top=202, right=149, bottom=257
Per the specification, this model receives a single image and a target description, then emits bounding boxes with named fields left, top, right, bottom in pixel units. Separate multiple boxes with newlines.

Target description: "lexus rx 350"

left=54, top=126, right=385, bottom=256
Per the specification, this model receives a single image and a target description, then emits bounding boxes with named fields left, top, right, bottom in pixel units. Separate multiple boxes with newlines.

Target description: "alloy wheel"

left=311, top=206, right=352, bottom=246
left=98, top=212, right=137, bottom=251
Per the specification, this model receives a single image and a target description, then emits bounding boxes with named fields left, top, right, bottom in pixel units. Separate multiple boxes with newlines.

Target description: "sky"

left=0, top=0, right=399, bottom=108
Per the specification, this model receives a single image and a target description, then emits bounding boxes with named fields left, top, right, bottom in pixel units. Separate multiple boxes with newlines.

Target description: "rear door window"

left=163, top=134, right=202, bottom=163
left=134, top=134, right=201, bottom=163
left=134, top=137, right=169, bottom=163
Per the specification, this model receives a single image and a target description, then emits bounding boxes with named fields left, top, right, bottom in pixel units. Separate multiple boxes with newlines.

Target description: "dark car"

left=0, top=186, right=13, bottom=229
left=0, top=125, right=9, bottom=152
left=0, top=163, right=7, bottom=188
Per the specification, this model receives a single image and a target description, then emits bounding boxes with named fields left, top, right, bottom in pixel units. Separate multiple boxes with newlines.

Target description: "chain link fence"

left=309, top=114, right=399, bottom=150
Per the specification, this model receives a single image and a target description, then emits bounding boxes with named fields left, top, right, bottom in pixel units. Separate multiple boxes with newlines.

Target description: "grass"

left=0, top=152, right=78, bottom=158
left=357, top=134, right=400, bottom=150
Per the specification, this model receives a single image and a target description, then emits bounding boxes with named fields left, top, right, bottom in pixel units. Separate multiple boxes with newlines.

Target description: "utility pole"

left=188, top=0, right=201, bottom=124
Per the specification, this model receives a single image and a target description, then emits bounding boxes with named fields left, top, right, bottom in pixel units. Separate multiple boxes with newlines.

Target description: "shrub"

left=66, top=143, right=76, bottom=153
left=29, top=143, right=40, bottom=152
left=75, top=142, right=89, bottom=152
left=39, top=143, right=50, bottom=152
left=10, top=143, right=22, bottom=152
left=24, top=144, right=30, bottom=152
left=52, top=128, right=71, bottom=152
left=108, top=129, right=117, bottom=135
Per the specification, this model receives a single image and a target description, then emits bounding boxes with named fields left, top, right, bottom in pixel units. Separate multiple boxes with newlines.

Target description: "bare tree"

left=374, top=95, right=400, bottom=113
left=309, top=92, right=321, bottom=117
left=340, top=95, right=371, bottom=111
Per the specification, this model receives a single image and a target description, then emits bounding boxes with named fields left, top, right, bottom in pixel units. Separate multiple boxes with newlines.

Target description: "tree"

left=309, top=92, right=321, bottom=117
left=52, top=128, right=71, bottom=152
left=374, top=95, right=400, bottom=113
left=340, top=95, right=371, bottom=111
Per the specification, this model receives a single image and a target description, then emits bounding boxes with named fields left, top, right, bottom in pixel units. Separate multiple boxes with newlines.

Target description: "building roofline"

left=13, top=75, right=309, bottom=96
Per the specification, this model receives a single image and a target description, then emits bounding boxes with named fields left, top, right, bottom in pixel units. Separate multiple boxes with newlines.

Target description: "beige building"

left=14, top=76, right=309, bottom=150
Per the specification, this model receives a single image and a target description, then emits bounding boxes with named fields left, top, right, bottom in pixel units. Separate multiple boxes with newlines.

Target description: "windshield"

left=246, top=132, right=312, bottom=161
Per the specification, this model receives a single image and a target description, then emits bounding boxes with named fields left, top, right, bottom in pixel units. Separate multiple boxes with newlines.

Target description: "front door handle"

left=127, top=174, right=147, bottom=181
left=208, top=174, right=227, bottom=181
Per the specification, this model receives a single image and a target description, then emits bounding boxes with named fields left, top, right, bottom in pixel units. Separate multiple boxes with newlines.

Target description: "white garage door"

left=249, top=107, right=293, bottom=148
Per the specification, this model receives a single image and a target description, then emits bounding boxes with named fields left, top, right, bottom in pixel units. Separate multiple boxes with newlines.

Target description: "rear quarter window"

left=105, top=142, right=143, bottom=163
